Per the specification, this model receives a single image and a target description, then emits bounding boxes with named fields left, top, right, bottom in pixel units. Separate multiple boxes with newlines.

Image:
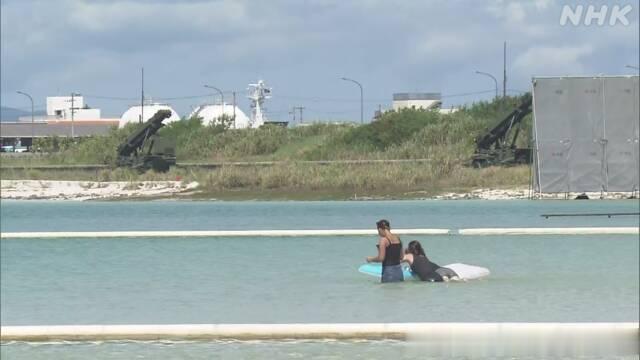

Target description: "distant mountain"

left=1, top=106, right=46, bottom=121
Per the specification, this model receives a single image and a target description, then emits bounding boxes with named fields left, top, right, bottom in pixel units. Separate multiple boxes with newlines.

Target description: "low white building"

left=45, top=95, right=101, bottom=120
left=188, top=104, right=251, bottom=129
left=119, top=103, right=181, bottom=128
left=392, top=93, right=442, bottom=111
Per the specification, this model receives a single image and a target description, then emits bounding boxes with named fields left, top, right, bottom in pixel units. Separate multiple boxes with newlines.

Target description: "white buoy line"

left=457, top=227, right=639, bottom=235
left=0, top=229, right=448, bottom=239
left=1, top=323, right=637, bottom=344
left=0, top=227, right=638, bottom=239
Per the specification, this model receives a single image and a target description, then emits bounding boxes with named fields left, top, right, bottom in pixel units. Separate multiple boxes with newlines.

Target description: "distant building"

left=392, top=93, right=442, bottom=111
left=45, top=96, right=100, bottom=120
left=0, top=121, right=119, bottom=150
left=189, top=104, right=251, bottom=129
left=391, top=92, right=459, bottom=115
left=14, top=95, right=115, bottom=123
left=119, top=103, right=181, bottom=128
left=1, top=95, right=118, bottom=150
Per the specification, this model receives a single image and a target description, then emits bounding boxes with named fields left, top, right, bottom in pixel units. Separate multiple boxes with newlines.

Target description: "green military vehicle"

left=116, top=110, right=176, bottom=172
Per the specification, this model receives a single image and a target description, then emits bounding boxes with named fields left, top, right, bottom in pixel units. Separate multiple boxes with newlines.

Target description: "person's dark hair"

left=376, top=219, right=390, bottom=230
left=407, top=240, right=426, bottom=257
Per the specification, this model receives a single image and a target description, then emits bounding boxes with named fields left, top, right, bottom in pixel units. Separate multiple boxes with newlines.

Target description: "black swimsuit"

left=410, top=255, right=444, bottom=282
left=382, top=241, right=402, bottom=266
left=381, top=239, right=403, bottom=283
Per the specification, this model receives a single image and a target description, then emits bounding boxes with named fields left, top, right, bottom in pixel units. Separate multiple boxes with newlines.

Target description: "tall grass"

left=1, top=95, right=534, bottom=196
left=6, top=95, right=531, bottom=165
left=1, top=163, right=530, bottom=194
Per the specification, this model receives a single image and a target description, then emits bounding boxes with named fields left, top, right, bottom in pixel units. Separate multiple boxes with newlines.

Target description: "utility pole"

left=289, top=107, right=296, bottom=123
left=204, top=85, right=224, bottom=111
left=70, top=92, right=81, bottom=138
left=16, top=91, right=34, bottom=148
left=232, top=91, right=236, bottom=124
left=475, top=71, right=499, bottom=99
left=341, top=77, right=363, bottom=124
left=503, top=41, right=507, bottom=98
left=293, top=106, right=305, bottom=124
left=141, top=67, right=144, bottom=123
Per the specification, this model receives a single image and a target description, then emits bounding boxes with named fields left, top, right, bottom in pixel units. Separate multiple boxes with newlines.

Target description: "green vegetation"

left=0, top=95, right=533, bottom=199
left=1, top=164, right=530, bottom=200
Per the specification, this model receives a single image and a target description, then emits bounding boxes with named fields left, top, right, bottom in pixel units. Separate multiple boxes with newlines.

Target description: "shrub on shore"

left=1, top=95, right=533, bottom=196
left=1, top=163, right=530, bottom=197
left=8, top=94, right=531, bottom=166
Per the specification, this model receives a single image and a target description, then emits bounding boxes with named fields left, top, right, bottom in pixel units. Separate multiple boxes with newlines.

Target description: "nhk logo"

left=560, top=4, right=632, bottom=26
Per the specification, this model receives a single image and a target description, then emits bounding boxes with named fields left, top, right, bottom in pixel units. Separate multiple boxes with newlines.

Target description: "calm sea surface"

left=1, top=200, right=638, bottom=359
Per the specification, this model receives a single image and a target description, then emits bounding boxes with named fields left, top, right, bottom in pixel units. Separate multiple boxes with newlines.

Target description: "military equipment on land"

left=471, top=95, right=532, bottom=168
left=116, top=110, right=176, bottom=172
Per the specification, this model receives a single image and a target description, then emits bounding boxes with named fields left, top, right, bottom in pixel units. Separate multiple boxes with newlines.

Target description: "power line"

left=82, top=93, right=217, bottom=101
left=440, top=89, right=497, bottom=98
left=157, top=94, right=216, bottom=101
left=506, top=88, right=528, bottom=94
left=306, top=109, right=354, bottom=115
left=83, top=94, right=137, bottom=101
left=7, top=88, right=505, bottom=115
left=73, top=88, right=504, bottom=104
left=6, top=104, right=47, bottom=111
left=277, top=95, right=379, bottom=103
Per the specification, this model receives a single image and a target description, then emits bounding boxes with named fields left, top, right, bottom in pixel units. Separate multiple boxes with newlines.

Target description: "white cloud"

left=506, top=2, right=526, bottom=22
left=534, top=0, right=552, bottom=11
left=411, top=33, right=473, bottom=64
left=486, top=0, right=526, bottom=22
left=68, top=0, right=250, bottom=33
left=483, top=0, right=556, bottom=38
left=512, top=45, right=595, bottom=76
left=1, top=0, right=637, bottom=116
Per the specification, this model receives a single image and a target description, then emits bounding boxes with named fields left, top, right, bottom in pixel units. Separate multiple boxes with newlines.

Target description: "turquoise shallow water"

left=1, top=234, right=638, bottom=324
left=1, top=199, right=639, bottom=232
left=1, top=340, right=638, bottom=360
left=1, top=200, right=638, bottom=359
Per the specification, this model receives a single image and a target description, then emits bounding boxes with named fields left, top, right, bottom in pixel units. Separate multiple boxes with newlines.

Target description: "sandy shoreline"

left=0, top=180, right=636, bottom=201
left=0, top=180, right=199, bottom=201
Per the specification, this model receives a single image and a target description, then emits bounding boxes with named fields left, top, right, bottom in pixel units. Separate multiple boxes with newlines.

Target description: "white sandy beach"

left=0, top=180, right=199, bottom=201
left=433, top=187, right=635, bottom=200
left=0, top=180, right=636, bottom=201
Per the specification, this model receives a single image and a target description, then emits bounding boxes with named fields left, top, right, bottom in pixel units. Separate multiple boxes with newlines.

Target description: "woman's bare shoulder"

left=388, top=234, right=401, bottom=244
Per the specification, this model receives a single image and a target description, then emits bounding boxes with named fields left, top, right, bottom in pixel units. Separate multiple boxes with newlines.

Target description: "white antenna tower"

left=247, top=79, right=272, bottom=128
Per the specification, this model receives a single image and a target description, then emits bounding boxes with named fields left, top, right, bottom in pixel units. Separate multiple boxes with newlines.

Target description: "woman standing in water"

left=366, top=219, right=404, bottom=283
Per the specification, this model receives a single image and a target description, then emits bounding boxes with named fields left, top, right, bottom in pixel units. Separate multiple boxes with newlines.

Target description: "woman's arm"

left=366, top=238, right=387, bottom=263
left=401, top=253, right=413, bottom=264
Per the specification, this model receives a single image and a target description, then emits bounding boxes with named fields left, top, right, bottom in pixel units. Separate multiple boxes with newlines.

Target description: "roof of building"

left=0, top=121, right=117, bottom=138
left=120, top=104, right=181, bottom=128
left=393, top=93, right=442, bottom=101
left=189, top=104, right=251, bottom=129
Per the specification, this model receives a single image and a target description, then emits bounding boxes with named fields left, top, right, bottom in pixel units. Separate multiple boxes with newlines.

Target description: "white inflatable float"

left=358, top=263, right=489, bottom=281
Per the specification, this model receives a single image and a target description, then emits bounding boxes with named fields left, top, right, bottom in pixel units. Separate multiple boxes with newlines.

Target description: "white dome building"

left=189, top=104, right=251, bottom=129
left=119, top=103, right=181, bottom=128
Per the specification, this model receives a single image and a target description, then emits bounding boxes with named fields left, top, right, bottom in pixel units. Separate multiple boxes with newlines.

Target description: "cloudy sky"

left=1, top=0, right=638, bottom=121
